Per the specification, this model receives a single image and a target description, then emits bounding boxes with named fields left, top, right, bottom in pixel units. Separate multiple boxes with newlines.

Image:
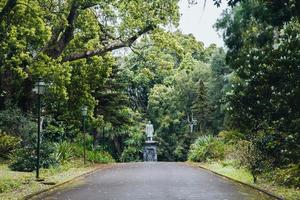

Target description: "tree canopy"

left=0, top=1, right=299, bottom=190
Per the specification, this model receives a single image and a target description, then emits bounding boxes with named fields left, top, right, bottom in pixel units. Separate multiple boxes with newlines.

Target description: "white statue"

left=145, top=121, right=154, bottom=141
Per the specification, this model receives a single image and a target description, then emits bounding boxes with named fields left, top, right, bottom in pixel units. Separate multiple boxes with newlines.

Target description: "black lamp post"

left=33, top=78, right=46, bottom=180
left=81, top=106, right=88, bottom=164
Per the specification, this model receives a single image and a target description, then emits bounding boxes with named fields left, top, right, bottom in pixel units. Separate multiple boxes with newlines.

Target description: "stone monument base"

left=143, top=141, right=157, bottom=162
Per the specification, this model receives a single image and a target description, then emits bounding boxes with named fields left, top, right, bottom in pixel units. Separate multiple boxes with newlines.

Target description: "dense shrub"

left=43, top=123, right=65, bottom=143
left=87, top=150, right=115, bottom=164
left=270, top=164, right=300, bottom=187
left=71, top=143, right=114, bottom=164
left=53, top=141, right=75, bottom=163
left=224, top=140, right=251, bottom=166
left=254, top=128, right=299, bottom=168
left=0, top=108, right=36, bottom=138
left=231, top=140, right=266, bottom=183
left=120, top=130, right=144, bottom=162
left=120, top=146, right=142, bottom=162
left=9, top=141, right=58, bottom=172
left=75, top=133, right=94, bottom=150
left=0, top=132, right=21, bottom=159
left=188, top=135, right=225, bottom=162
left=218, top=130, right=244, bottom=143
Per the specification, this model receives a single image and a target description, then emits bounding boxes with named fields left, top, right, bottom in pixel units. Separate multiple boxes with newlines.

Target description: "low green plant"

left=224, top=140, right=250, bottom=165
left=71, top=142, right=114, bottom=164
left=120, top=146, right=142, bottom=162
left=53, top=141, right=75, bottom=163
left=218, top=130, right=244, bottom=143
left=0, top=178, right=22, bottom=193
left=120, top=129, right=144, bottom=162
left=0, top=132, right=21, bottom=159
left=87, top=150, right=115, bottom=163
left=0, top=108, right=36, bottom=139
left=236, top=140, right=266, bottom=183
left=72, top=143, right=84, bottom=157
left=188, top=135, right=225, bottom=162
left=270, top=164, right=300, bottom=187
left=75, top=133, right=94, bottom=150
left=43, top=123, right=65, bottom=143
left=9, top=141, right=58, bottom=172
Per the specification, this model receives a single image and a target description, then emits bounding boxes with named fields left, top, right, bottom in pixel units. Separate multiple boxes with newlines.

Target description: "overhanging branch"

left=62, top=25, right=154, bottom=62
left=43, top=2, right=79, bottom=58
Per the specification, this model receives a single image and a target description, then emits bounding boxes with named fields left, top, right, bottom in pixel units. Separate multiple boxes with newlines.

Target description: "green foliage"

left=208, top=49, right=231, bottom=133
left=143, top=39, right=215, bottom=161
left=228, top=140, right=266, bottom=183
left=0, top=0, right=184, bottom=166
left=0, top=132, right=21, bottom=159
left=120, top=126, right=144, bottom=162
left=43, top=118, right=67, bottom=143
left=53, top=141, right=75, bottom=163
left=9, top=141, right=58, bottom=172
left=75, top=133, right=94, bottom=151
left=0, top=0, right=181, bottom=115
left=270, top=164, right=300, bottom=187
left=87, top=150, right=115, bottom=164
left=120, top=147, right=141, bottom=162
left=188, top=135, right=225, bottom=162
left=223, top=140, right=250, bottom=166
left=0, top=108, right=36, bottom=139
left=212, top=0, right=300, bottom=186
left=69, top=140, right=114, bottom=164
left=0, top=178, right=22, bottom=193
left=218, top=130, right=244, bottom=144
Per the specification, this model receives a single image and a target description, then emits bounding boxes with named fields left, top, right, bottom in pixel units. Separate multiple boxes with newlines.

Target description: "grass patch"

left=0, top=160, right=113, bottom=200
left=201, top=161, right=254, bottom=184
left=189, top=161, right=300, bottom=200
left=0, top=163, right=32, bottom=194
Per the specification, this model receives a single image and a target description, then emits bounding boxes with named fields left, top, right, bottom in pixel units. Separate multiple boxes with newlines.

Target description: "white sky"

left=178, top=0, right=228, bottom=47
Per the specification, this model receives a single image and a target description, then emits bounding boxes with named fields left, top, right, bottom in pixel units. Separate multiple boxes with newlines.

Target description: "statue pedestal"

left=143, top=140, right=157, bottom=162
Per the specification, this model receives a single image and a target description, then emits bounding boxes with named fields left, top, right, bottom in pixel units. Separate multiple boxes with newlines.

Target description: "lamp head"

left=81, top=106, right=88, bottom=116
left=33, top=78, right=46, bottom=95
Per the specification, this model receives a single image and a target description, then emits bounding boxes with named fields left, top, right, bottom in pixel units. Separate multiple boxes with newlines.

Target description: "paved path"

left=40, top=162, right=274, bottom=200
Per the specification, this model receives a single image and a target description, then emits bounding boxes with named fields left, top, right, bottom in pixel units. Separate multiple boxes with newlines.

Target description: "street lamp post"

left=81, top=106, right=88, bottom=165
left=33, top=78, right=46, bottom=180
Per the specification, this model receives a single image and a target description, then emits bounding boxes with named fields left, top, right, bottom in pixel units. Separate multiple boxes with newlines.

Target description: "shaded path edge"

left=185, top=162, right=283, bottom=200
left=24, top=164, right=117, bottom=200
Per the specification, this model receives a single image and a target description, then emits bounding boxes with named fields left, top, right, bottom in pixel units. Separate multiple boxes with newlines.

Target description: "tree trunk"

left=92, top=128, right=98, bottom=149
left=0, top=0, right=17, bottom=24
left=113, top=136, right=121, bottom=155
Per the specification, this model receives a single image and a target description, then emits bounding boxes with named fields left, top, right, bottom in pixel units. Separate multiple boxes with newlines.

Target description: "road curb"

left=186, top=162, right=284, bottom=200
left=23, top=164, right=116, bottom=200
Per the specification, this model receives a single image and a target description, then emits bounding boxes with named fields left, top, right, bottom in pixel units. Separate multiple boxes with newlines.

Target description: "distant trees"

left=124, top=31, right=225, bottom=161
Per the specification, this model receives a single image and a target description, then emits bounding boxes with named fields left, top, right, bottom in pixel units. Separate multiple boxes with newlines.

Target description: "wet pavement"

left=39, top=162, right=274, bottom=200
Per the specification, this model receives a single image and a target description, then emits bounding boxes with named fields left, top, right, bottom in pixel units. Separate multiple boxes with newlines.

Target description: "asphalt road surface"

left=39, top=162, right=274, bottom=200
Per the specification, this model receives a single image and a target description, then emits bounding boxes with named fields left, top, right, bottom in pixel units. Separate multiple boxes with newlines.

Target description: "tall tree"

left=0, top=0, right=180, bottom=110
left=216, top=0, right=300, bottom=166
